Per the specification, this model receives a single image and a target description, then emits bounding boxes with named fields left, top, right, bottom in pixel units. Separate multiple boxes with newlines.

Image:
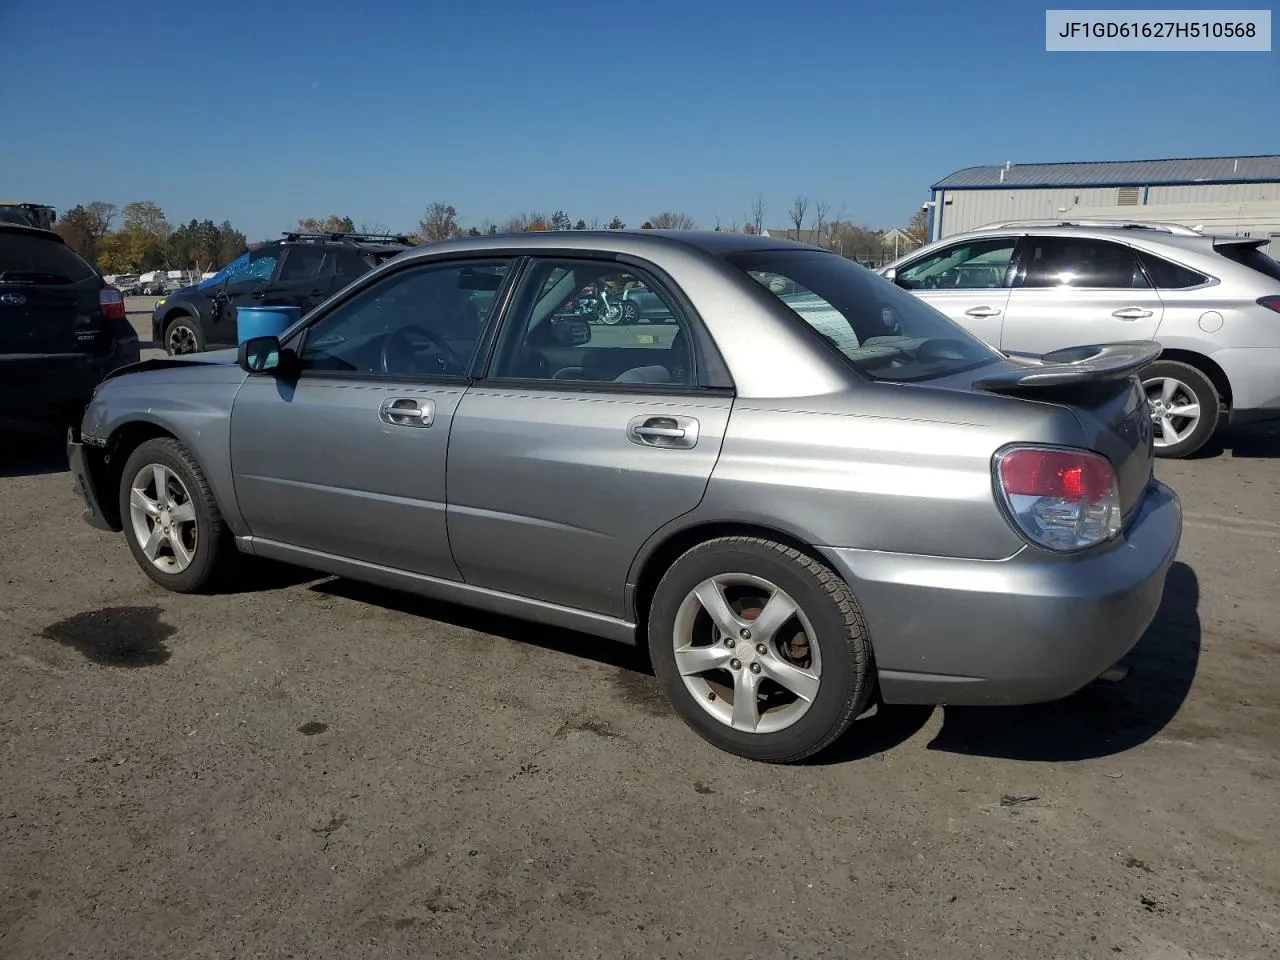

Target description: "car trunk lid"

left=969, top=342, right=1159, bottom=520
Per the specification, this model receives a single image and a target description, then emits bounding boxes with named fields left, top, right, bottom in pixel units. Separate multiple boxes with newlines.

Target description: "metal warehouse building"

left=927, top=155, right=1280, bottom=251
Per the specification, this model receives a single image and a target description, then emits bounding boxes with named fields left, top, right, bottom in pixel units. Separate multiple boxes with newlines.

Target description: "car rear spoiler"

left=973, top=341, right=1162, bottom=396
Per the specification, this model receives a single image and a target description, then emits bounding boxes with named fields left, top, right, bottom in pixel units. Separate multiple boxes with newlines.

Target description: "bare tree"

left=357, top=220, right=391, bottom=235
left=418, top=202, right=461, bottom=242
left=649, top=211, right=696, bottom=230
left=906, top=208, right=929, bottom=243
left=747, top=194, right=766, bottom=235
left=788, top=195, right=809, bottom=241
left=588, top=216, right=602, bottom=230
left=813, top=200, right=831, bottom=247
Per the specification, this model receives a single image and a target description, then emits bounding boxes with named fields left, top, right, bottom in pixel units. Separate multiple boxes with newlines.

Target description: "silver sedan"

left=68, top=230, right=1181, bottom=762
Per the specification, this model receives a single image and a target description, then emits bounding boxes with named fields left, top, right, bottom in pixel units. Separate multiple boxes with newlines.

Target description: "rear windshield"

left=726, top=249, right=1002, bottom=382
left=1216, top=241, right=1280, bottom=284
left=0, top=231, right=98, bottom=285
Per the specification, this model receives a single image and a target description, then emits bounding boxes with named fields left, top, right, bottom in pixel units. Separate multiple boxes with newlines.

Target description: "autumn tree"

left=55, top=202, right=117, bottom=262
left=649, top=211, right=696, bottom=230
left=418, top=203, right=461, bottom=242
left=640, top=221, right=654, bottom=229
left=297, top=214, right=355, bottom=233
left=906, top=207, right=929, bottom=243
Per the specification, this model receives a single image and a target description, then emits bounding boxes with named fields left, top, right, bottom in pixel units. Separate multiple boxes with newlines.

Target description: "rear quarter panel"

left=80, top=361, right=250, bottom=535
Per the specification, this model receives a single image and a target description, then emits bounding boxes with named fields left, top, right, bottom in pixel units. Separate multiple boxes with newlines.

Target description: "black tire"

left=164, top=315, right=204, bottom=356
left=647, top=536, right=874, bottom=763
left=1140, top=360, right=1221, bottom=459
left=621, top=300, right=640, bottom=324
left=117, top=437, right=238, bottom=593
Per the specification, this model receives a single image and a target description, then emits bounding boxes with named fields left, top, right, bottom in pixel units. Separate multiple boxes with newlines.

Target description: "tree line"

left=53, top=196, right=929, bottom=275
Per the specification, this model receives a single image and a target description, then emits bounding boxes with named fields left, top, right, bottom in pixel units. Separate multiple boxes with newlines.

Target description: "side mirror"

left=238, top=335, right=282, bottom=374
left=881, top=267, right=897, bottom=282
left=550, top=316, right=590, bottom=346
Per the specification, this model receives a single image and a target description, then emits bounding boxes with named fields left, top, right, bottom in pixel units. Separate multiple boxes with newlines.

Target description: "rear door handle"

left=627, top=414, right=699, bottom=449
left=1112, top=307, right=1153, bottom=320
left=379, top=397, right=435, bottom=427
left=964, top=306, right=1001, bottom=318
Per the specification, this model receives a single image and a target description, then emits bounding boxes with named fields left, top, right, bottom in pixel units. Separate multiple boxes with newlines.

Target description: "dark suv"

left=0, top=223, right=140, bottom=427
left=151, top=232, right=412, bottom=355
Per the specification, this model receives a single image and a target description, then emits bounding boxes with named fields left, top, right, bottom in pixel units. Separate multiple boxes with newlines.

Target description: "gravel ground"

left=1, top=313, right=1278, bottom=959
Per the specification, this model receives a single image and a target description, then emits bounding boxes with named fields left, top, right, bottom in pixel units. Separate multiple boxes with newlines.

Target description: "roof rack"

left=975, top=219, right=1204, bottom=236
left=281, top=231, right=412, bottom=245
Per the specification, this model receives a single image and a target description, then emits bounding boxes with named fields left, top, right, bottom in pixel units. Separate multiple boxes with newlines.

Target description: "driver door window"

left=297, top=259, right=512, bottom=378
left=892, top=237, right=1017, bottom=348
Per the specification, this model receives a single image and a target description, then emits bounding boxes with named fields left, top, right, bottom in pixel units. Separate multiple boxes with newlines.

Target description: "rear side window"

left=1215, top=242, right=1280, bottom=284
left=0, top=231, right=98, bottom=284
left=1137, top=252, right=1210, bottom=289
left=729, top=249, right=1001, bottom=383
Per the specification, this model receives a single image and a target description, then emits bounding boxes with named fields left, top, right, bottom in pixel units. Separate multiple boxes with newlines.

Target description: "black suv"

left=0, top=223, right=140, bottom=427
left=151, top=232, right=412, bottom=355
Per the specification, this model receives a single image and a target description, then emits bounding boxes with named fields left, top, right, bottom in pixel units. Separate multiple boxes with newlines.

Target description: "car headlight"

left=156, top=298, right=166, bottom=306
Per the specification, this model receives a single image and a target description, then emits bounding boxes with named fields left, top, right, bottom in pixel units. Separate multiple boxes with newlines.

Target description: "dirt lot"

left=1, top=307, right=1278, bottom=959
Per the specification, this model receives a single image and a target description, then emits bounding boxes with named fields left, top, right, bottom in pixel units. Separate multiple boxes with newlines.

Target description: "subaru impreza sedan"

left=68, top=230, right=1181, bottom=763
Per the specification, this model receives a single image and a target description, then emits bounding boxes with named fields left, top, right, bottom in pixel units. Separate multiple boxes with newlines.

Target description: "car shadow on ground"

left=308, top=578, right=652, bottom=674
left=0, top=422, right=68, bottom=478
left=814, top=561, right=1202, bottom=764
left=1193, top=423, right=1280, bottom=460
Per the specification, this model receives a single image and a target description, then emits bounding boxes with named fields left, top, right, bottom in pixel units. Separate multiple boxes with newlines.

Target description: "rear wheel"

left=648, top=537, right=873, bottom=763
left=1141, top=360, right=1220, bottom=459
left=164, top=315, right=203, bottom=355
left=118, top=438, right=238, bottom=593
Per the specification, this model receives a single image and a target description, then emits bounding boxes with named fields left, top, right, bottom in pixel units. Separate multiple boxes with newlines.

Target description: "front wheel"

left=648, top=537, right=874, bottom=763
left=118, top=438, right=238, bottom=593
left=1141, top=360, right=1221, bottom=458
left=164, top=315, right=204, bottom=355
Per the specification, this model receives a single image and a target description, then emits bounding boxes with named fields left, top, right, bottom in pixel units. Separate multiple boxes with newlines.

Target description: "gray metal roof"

left=933, top=155, right=1280, bottom=190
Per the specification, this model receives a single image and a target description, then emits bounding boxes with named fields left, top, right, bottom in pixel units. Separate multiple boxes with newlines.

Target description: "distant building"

left=926, top=155, right=1280, bottom=252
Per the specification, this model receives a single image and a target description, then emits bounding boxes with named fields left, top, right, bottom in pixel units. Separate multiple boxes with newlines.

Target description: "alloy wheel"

left=167, top=324, right=198, bottom=355
left=128, top=463, right=198, bottom=573
left=1143, top=376, right=1201, bottom=448
left=671, top=573, right=822, bottom=734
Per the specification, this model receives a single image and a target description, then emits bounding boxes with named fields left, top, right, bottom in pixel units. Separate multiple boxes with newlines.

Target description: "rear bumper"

left=819, top=479, right=1182, bottom=706
left=68, top=431, right=118, bottom=532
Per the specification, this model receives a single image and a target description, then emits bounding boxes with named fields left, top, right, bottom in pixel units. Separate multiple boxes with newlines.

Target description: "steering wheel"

left=380, top=326, right=468, bottom=376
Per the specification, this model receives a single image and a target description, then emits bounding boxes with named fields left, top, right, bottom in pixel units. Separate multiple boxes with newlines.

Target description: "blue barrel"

left=236, top=305, right=301, bottom=344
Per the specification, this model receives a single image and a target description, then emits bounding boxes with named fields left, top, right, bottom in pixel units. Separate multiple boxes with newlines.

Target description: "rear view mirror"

left=239, top=335, right=281, bottom=373
left=550, top=316, right=590, bottom=346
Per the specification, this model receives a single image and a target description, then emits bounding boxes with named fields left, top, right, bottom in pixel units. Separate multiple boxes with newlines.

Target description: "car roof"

left=396, top=229, right=822, bottom=263
left=0, top=222, right=67, bottom=243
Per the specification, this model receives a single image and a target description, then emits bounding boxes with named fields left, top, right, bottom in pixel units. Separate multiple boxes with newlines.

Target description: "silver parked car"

left=880, top=220, right=1280, bottom=458
left=68, top=231, right=1181, bottom=763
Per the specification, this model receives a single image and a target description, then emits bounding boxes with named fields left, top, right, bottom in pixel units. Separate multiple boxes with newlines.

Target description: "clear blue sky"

left=2, top=0, right=1276, bottom=240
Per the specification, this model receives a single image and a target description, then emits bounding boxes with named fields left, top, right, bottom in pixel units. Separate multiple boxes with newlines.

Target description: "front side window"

left=729, top=249, right=1001, bottom=383
left=489, top=259, right=692, bottom=386
left=895, top=238, right=1016, bottom=290
left=296, top=259, right=511, bottom=377
left=1019, top=237, right=1148, bottom=289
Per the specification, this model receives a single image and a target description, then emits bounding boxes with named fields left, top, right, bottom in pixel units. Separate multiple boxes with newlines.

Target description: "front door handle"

left=964, top=306, right=1002, bottom=318
left=251, top=290, right=267, bottom=301
left=379, top=397, right=435, bottom=427
left=627, top=414, right=700, bottom=449
left=1112, top=307, right=1153, bottom=320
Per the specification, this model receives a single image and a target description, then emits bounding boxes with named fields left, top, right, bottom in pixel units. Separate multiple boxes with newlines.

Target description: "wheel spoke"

left=130, top=488, right=160, bottom=518
left=730, top=669, right=762, bottom=732
left=1161, top=378, right=1178, bottom=404
left=1160, top=416, right=1183, bottom=443
left=167, top=529, right=193, bottom=569
left=1168, top=402, right=1199, bottom=419
left=152, top=465, right=169, bottom=502
left=750, top=589, right=798, bottom=645
left=142, top=525, right=165, bottom=560
left=673, top=644, right=732, bottom=677
left=759, top=657, right=821, bottom=703
left=169, top=501, right=197, bottom=524
left=692, top=578, right=743, bottom=637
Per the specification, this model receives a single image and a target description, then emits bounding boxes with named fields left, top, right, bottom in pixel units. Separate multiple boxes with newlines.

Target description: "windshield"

left=196, top=252, right=245, bottom=289
left=727, top=249, right=1002, bottom=382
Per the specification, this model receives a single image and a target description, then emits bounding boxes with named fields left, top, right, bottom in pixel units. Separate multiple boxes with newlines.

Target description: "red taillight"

left=100, top=285, right=126, bottom=320
left=995, top=446, right=1121, bottom=551
left=1257, top=295, right=1280, bottom=314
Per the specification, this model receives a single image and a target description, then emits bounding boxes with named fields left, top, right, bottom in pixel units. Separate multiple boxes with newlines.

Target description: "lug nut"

left=756, top=644, right=767, bottom=656
left=740, top=628, right=751, bottom=640
left=749, top=663, right=761, bottom=674
left=724, top=638, right=735, bottom=649
left=730, top=659, right=742, bottom=670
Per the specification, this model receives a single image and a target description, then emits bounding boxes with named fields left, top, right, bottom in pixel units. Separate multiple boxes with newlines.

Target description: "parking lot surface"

left=1, top=303, right=1277, bottom=959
